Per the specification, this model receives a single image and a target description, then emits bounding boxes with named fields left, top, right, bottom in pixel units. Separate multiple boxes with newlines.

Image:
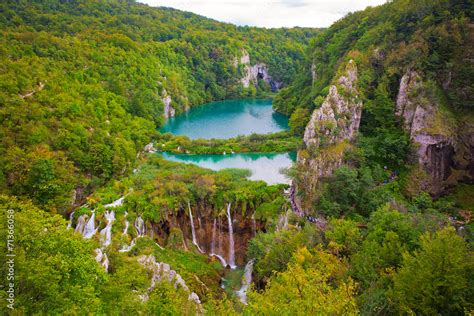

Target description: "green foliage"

left=156, top=131, right=300, bottom=155
left=247, top=225, right=321, bottom=284
left=288, top=107, right=311, bottom=136
left=0, top=0, right=317, bottom=212
left=318, top=166, right=390, bottom=217
left=245, top=247, right=358, bottom=315
left=391, top=227, right=473, bottom=315
left=0, top=195, right=106, bottom=314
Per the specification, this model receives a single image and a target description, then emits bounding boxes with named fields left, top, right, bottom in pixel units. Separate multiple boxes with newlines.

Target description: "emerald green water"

left=161, top=99, right=288, bottom=139
left=161, top=152, right=296, bottom=185
left=160, top=99, right=294, bottom=184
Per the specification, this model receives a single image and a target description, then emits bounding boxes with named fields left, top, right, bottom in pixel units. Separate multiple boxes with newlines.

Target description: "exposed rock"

left=395, top=70, right=462, bottom=195
left=237, top=50, right=282, bottom=92
left=162, top=89, right=175, bottom=119
left=297, top=60, right=361, bottom=210
left=303, top=60, right=361, bottom=148
left=143, top=142, right=156, bottom=153
left=137, top=255, right=202, bottom=313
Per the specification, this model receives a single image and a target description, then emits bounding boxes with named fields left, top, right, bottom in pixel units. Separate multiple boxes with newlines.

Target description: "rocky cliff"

left=237, top=50, right=282, bottom=92
left=296, top=60, right=362, bottom=209
left=396, top=70, right=474, bottom=196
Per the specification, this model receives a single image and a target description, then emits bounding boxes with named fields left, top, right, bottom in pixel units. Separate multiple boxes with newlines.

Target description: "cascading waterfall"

left=100, top=211, right=115, bottom=248
left=135, top=216, right=146, bottom=237
left=75, top=215, right=86, bottom=234
left=119, top=238, right=136, bottom=253
left=188, top=202, right=204, bottom=253
left=236, top=259, right=255, bottom=304
left=209, top=218, right=228, bottom=267
left=123, top=211, right=129, bottom=235
left=211, top=218, right=217, bottom=254
left=94, top=248, right=109, bottom=272
left=226, top=203, right=236, bottom=269
left=120, top=215, right=146, bottom=252
left=103, top=195, right=125, bottom=208
left=83, top=212, right=97, bottom=239
left=67, top=211, right=75, bottom=229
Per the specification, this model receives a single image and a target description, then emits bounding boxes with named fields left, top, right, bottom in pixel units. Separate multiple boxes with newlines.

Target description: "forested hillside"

left=275, top=0, right=473, bottom=205
left=0, top=0, right=317, bottom=211
left=0, top=0, right=473, bottom=315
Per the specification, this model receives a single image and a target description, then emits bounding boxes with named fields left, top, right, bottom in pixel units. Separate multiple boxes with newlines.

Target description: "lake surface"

left=160, top=99, right=288, bottom=139
left=161, top=152, right=296, bottom=185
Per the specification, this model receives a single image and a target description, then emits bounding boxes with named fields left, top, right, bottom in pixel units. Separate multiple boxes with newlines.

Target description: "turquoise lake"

left=160, top=99, right=289, bottom=139
left=160, top=99, right=294, bottom=184
left=161, top=152, right=296, bottom=185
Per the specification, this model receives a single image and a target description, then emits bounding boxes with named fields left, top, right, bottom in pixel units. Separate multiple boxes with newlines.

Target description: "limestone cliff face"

left=396, top=70, right=473, bottom=195
left=237, top=50, right=282, bottom=92
left=297, top=60, right=362, bottom=209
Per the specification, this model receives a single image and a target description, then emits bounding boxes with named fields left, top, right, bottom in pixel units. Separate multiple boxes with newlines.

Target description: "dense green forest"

left=1, top=0, right=473, bottom=315
left=0, top=0, right=317, bottom=211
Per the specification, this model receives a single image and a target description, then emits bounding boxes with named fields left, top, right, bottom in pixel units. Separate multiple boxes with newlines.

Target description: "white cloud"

left=138, top=0, right=388, bottom=28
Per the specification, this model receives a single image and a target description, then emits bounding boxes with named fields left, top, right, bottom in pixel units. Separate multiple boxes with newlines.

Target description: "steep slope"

left=0, top=0, right=318, bottom=211
left=276, top=0, right=473, bottom=208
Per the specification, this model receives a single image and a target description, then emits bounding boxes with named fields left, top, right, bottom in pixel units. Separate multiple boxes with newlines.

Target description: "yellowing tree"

left=245, top=247, right=358, bottom=315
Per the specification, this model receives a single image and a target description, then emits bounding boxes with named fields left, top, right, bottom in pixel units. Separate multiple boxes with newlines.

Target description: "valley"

left=0, top=0, right=473, bottom=315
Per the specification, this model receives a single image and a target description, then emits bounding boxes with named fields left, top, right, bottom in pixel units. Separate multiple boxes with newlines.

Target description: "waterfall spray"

left=67, top=211, right=75, bottom=229
left=226, top=203, right=236, bottom=269
left=188, top=202, right=204, bottom=253
left=100, top=211, right=115, bottom=247
left=236, top=259, right=255, bottom=304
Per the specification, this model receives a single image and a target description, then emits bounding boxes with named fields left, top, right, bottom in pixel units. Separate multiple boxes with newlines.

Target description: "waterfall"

left=188, top=202, right=204, bottom=253
left=67, top=211, right=75, bottom=229
left=211, top=254, right=227, bottom=267
left=135, top=216, right=145, bottom=237
left=123, top=211, right=129, bottom=235
left=94, top=248, right=109, bottom=272
left=83, top=213, right=97, bottom=239
left=119, top=238, right=136, bottom=253
left=75, top=214, right=86, bottom=234
left=210, top=218, right=228, bottom=267
left=226, top=203, right=236, bottom=269
left=236, top=259, right=255, bottom=304
left=103, top=195, right=125, bottom=208
left=100, top=211, right=115, bottom=248
left=211, top=218, right=217, bottom=254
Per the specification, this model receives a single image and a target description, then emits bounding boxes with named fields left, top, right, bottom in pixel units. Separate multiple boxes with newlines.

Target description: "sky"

left=139, top=0, right=387, bottom=28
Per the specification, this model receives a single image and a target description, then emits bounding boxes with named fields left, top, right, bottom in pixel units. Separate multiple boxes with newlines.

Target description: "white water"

left=119, top=238, right=136, bottom=253
left=103, top=196, right=125, bottom=208
left=135, top=216, right=146, bottom=237
left=83, top=213, right=97, bottom=239
left=236, top=259, right=255, bottom=304
left=67, top=211, right=75, bottom=229
left=211, top=254, right=228, bottom=267
left=100, top=211, right=115, bottom=248
left=123, top=211, right=129, bottom=235
left=188, top=202, right=204, bottom=253
left=209, top=218, right=229, bottom=267
left=226, top=203, right=236, bottom=269
left=94, top=248, right=109, bottom=272
left=75, top=214, right=86, bottom=234
left=211, top=218, right=217, bottom=254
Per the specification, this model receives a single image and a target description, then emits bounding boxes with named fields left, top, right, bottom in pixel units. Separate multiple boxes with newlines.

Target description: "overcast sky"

left=139, top=0, right=387, bottom=28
